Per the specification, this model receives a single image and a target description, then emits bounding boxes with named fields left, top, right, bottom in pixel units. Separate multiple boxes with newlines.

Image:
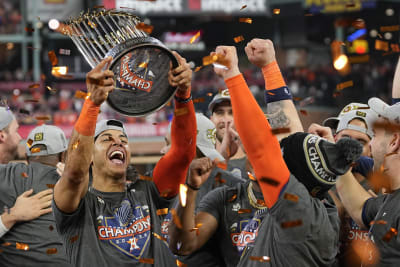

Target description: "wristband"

left=0, top=215, right=9, bottom=238
left=264, top=86, right=293, bottom=103
left=185, top=182, right=200, bottom=191
left=174, top=94, right=192, bottom=104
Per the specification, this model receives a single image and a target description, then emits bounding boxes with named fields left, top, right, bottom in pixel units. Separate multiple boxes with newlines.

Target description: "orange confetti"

left=216, top=161, right=227, bottom=170
left=26, top=139, right=33, bottom=148
left=238, top=209, right=252, bottom=214
left=136, top=22, right=154, bottom=34
left=52, top=66, right=72, bottom=79
left=300, top=109, right=308, bottom=116
left=179, top=184, right=188, bottom=207
left=271, top=127, right=291, bottom=135
left=375, top=40, right=389, bottom=51
left=170, top=208, right=183, bottom=229
left=16, top=242, right=29, bottom=251
left=72, top=140, right=80, bottom=150
left=370, top=220, right=387, bottom=226
left=256, top=199, right=266, bottom=206
left=193, top=97, right=205, bottom=103
left=35, top=116, right=51, bottom=121
left=25, top=27, right=34, bottom=32
left=174, top=107, right=188, bottom=117
left=21, top=172, right=28, bottom=178
left=273, top=9, right=280, bottom=15
left=189, top=223, right=203, bottom=236
left=250, top=256, right=270, bottom=262
left=281, top=219, right=303, bottom=228
left=74, top=90, right=89, bottom=99
left=202, top=55, right=219, bottom=66
left=207, top=92, right=213, bottom=96
left=382, top=228, right=398, bottom=242
left=240, top=5, right=247, bottom=10
left=267, top=91, right=275, bottom=95
left=156, top=208, right=169, bottom=216
left=70, top=235, right=79, bottom=243
left=139, top=258, right=154, bottom=264
left=259, top=177, right=280, bottom=186
left=94, top=5, right=105, bottom=8
left=336, top=80, right=354, bottom=91
left=194, top=66, right=203, bottom=72
left=139, top=175, right=153, bottom=181
left=46, top=86, right=57, bottom=92
left=228, top=193, right=237, bottom=202
left=283, top=193, right=299, bottom=203
left=30, top=147, right=41, bottom=154
left=138, top=62, right=148, bottom=68
left=28, top=83, right=40, bottom=89
left=176, top=259, right=187, bottom=267
left=2, top=242, right=12, bottom=247
left=215, top=173, right=226, bottom=184
left=293, top=97, right=303, bottom=101
left=248, top=172, right=256, bottom=181
left=48, top=50, right=58, bottom=66
left=380, top=25, right=400, bottom=32
left=234, top=35, right=244, bottom=43
left=153, top=232, right=167, bottom=242
left=190, top=31, right=201, bottom=44
left=46, top=248, right=58, bottom=254
left=46, top=184, right=55, bottom=189
left=239, top=18, right=252, bottom=24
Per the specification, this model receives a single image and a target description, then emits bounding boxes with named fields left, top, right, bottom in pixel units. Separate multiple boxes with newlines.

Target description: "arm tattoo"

left=266, top=101, right=290, bottom=129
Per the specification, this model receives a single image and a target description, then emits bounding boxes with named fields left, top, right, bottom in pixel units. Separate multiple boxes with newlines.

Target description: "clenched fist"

left=245, top=38, right=276, bottom=68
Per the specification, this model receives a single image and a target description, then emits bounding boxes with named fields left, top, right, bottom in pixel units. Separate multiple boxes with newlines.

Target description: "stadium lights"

left=48, top=19, right=60, bottom=30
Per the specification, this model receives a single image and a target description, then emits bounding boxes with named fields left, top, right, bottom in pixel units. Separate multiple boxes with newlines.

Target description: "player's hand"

left=10, top=189, right=53, bottom=222
left=308, top=123, right=335, bottom=143
left=212, top=46, right=240, bottom=80
left=169, top=51, right=192, bottom=95
left=86, top=56, right=114, bottom=106
left=245, top=38, right=276, bottom=68
left=218, top=121, right=239, bottom=159
left=187, top=158, right=214, bottom=189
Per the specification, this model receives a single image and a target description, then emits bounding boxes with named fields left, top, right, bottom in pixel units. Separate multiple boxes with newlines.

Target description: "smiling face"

left=335, top=119, right=371, bottom=157
left=92, top=129, right=130, bottom=179
left=210, top=101, right=233, bottom=143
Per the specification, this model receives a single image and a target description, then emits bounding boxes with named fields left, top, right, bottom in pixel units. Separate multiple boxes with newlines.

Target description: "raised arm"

left=169, top=158, right=218, bottom=255
left=153, top=52, right=197, bottom=198
left=213, top=46, right=290, bottom=208
left=245, top=39, right=304, bottom=141
left=54, top=57, right=114, bottom=213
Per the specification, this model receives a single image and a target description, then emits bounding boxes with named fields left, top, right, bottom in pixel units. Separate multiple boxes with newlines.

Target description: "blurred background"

left=1, top=0, right=400, bottom=173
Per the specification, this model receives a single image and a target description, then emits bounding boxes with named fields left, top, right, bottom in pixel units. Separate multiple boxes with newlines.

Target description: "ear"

left=389, top=132, right=400, bottom=153
left=0, top=130, right=6, bottom=143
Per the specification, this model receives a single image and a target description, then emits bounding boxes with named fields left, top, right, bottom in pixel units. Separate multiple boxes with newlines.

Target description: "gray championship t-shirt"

left=0, top=162, right=70, bottom=267
left=199, top=175, right=340, bottom=267
left=52, top=180, right=177, bottom=266
left=227, top=156, right=247, bottom=179
left=361, top=188, right=400, bottom=266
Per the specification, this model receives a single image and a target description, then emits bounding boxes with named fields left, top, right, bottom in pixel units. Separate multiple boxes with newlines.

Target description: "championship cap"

left=0, top=107, right=15, bottom=130
left=208, top=89, right=231, bottom=113
left=26, top=125, right=68, bottom=156
left=281, top=132, right=362, bottom=199
left=368, top=97, right=400, bottom=125
left=95, top=119, right=127, bottom=139
left=196, top=113, right=224, bottom=161
left=323, top=102, right=377, bottom=139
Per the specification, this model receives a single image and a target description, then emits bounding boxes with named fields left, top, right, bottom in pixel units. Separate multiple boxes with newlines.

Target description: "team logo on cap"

left=34, top=133, right=43, bottom=141
left=221, top=89, right=230, bottom=97
left=356, top=111, right=366, bottom=117
left=207, top=128, right=217, bottom=145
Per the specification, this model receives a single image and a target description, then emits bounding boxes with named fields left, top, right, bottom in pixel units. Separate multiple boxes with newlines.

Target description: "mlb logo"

left=34, top=133, right=43, bottom=141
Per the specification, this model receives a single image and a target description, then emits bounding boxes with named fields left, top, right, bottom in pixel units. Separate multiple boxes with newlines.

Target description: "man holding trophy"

left=53, top=10, right=197, bottom=266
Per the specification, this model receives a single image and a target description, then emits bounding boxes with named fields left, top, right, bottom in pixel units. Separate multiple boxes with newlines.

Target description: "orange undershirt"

left=225, top=74, right=289, bottom=208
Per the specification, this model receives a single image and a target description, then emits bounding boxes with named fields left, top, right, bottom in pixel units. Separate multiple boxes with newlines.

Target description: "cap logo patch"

left=356, top=111, right=366, bottom=117
left=34, top=133, right=43, bottom=141
left=221, top=89, right=230, bottom=97
left=207, top=128, right=217, bottom=145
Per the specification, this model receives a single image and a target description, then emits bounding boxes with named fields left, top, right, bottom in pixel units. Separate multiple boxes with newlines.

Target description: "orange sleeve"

left=152, top=98, right=196, bottom=198
left=225, top=74, right=290, bottom=208
left=262, top=61, right=286, bottom=90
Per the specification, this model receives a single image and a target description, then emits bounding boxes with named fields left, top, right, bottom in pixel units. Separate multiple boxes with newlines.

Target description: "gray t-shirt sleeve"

left=197, top=187, right=226, bottom=222
left=0, top=163, right=29, bottom=213
left=362, top=195, right=387, bottom=227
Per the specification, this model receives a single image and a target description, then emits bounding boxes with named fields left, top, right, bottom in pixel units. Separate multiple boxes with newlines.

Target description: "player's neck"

left=0, top=146, right=12, bottom=164
left=230, top=147, right=246, bottom=160
left=386, top=157, right=400, bottom=190
left=92, top=170, right=126, bottom=192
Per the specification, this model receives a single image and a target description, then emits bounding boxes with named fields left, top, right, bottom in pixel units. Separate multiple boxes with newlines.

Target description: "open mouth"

left=108, top=150, right=126, bottom=165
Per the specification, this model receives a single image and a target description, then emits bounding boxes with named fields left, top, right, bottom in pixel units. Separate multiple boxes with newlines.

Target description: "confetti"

left=52, top=66, right=72, bottom=79
left=59, top=48, right=71, bottom=55
left=190, top=31, right=201, bottom=44
left=26, top=139, right=33, bottom=148
left=248, top=172, right=256, bottom=181
left=25, top=27, right=34, bottom=32
left=189, top=223, right=203, bottom=236
left=249, top=256, right=270, bottom=262
left=28, top=83, right=40, bottom=89
left=70, top=235, right=79, bottom=243
left=72, top=140, right=80, bottom=150
left=179, top=184, right=188, bottom=207
left=299, top=96, right=314, bottom=107
left=170, top=208, right=183, bottom=229
left=239, top=18, right=252, bottom=24
left=176, top=259, right=187, bottom=267
left=46, top=86, right=57, bottom=92
left=375, top=40, right=389, bottom=52
left=2, top=242, right=12, bottom=247
left=94, top=5, right=105, bottom=8
left=293, top=97, right=303, bottom=101
left=193, top=97, right=205, bottom=103
left=228, top=193, right=237, bottom=202
left=257, top=199, right=266, bottom=206
left=283, top=193, right=299, bottom=203
left=138, top=62, right=148, bottom=69
left=35, top=116, right=51, bottom=121
left=382, top=228, right=398, bottom=242
left=136, top=22, right=154, bottom=34
left=391, top=44, right=400, bottom=52
left=333, top=92, right=342, bottom=98
left=215, top=173, right=226, bottom=184
left=202, top=55, right=218, bottom=66
left=380, top=25, right=400, bottom=32
left=238, top=209, right=252, bottom=214
left=234, top=35, right=244, bottom=43
left=74, top=90, right=90, bottom=99
left=16, top=242, right=29, bottom=251
left=48, top=50, right=58, bottom=66
left=336, top=80, right=354, bottom=91
left=21, top=172, right=28, bottom=178
left=273, top=9, right=280, bottom=15
left=139, top=258, right=154, bottom=264
left=31, top=147, right=41, bottom=154
left=271, top=127, right=291, bottom=135
left=194, top=66, right=203, bottom=72
left=281, top=219, right=303, bottom=228
left=88, top=21, right=97, bottom=28
left=46, top=184, right=55, bottom=189
left=174, top=107, right=188, bottom=117
left=368, top=171, right=392, bottom=193
left=46, top=248, right=58, bottom=254
left=370, top=220, right=387, bottom=225
left=240, top=5, right=247, bottom=10
left=352, top=19, right=366, bottom=29
left=49, top=225, right=54, bottom=231
left=156, top=208, right=168, bottom=216
left=300, top=109, right=308, bottom=116
left=216, top=161, right=227, bottom=170
left=139, top=175, right=153, bottom=181
left=259, top=177, right=280, bottom=186
left=153, top=232, right=167, bottom=242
